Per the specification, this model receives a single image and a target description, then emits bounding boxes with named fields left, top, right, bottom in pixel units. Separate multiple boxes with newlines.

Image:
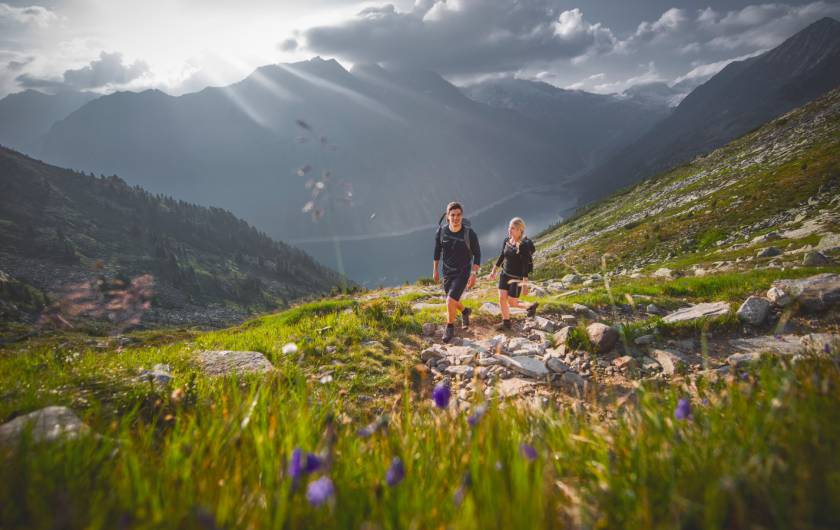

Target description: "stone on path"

left=0, top=406, right=89, bottom=444
left=498, top=354, right=549, bottom=379
left=497, top=377, right=536, bottom=398
left=736, top=296, right=770, bottom=325
left=728, top=333, right=839, bottom=361
left=650, top=349, right=694, bottom=376
left=773, top=274, right=840, bottom=311
left=586, top=323, right=619, bottom=353
left=197, top=350, right=274, bottom=377
left=662, top=302, right=730, bottom=324
left=766, top=286, right=792, bottom=307
left=545, top=357, right=570, bottom=374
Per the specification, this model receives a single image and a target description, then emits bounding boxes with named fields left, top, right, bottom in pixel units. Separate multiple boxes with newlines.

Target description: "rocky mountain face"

left=582, top=16, right=840, bottom=203
left=0, top=90, right=96, bottom=153
left=0, top=146, right=346, bottom=328
left=461, top=78, right=671, bottom=164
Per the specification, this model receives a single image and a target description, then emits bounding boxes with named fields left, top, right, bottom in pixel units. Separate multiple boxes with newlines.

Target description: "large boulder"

left=650, top=349, right=694, bottom=376
left=662, top=302, right=731, bottom=324
left=196, top=350, right=274, bottom=377
left=802, top=250, right=830, bottom=266
left=766, top=286, right=792, bottom=307
left=772, top=274, right=840, bottom=311
left=736, top=296, right=771, bottom=325
left=757, top=247, right=782, bottom=258
left=0, top=406, right=89, bottom=444
left=586, top=323, right=619, bottom=353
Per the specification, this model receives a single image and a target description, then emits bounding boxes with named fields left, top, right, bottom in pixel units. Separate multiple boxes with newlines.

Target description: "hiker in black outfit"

left=433, top=201, right=481, bottom=343
left=487, top=217, right=538, bottom=330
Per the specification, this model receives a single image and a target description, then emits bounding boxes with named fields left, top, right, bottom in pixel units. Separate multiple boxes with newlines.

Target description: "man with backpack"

left=433, top=201, right=481, bottom=343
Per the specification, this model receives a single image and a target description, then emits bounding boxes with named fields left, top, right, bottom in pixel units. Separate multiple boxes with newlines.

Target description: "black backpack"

left=437, top=213, right=473, bottom=259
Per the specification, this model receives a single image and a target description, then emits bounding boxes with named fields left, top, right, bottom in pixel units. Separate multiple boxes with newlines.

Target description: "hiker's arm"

left=467, top=231, right=480, bottom=288
left=489, top=238, right=505, bottom=279
left=433, top=230, right=442, bottom=282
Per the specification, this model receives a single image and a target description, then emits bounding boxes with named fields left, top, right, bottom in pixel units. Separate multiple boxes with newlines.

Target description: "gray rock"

left=816, top=233, right=840, bottom=253
left=586, top=323, right=619, bottom=353
left=650, top=349, right=693, bottom=376
left=562, top=273, right=582, bottom=285
left=773, top=273, right=840, bottom=311
left=728, top=335, right=805, bottom=357
left=757, top=247, right=782, bottom=258
left=553, top=326, right=572, bottom=345
left=646, top=304, right=666, bottom=315
left=420, top=345, right=446, bottom=362
left=479, top=302, right=526, bottom=317
left=197, top=350, right=274, bottom=377
left=421, top=323, right=437, bottom=336
left=727, top=352, right=762, bottom=367
left=572, top=303, right=598, bottom=320
left=662, top=302, right=731, bottom=324
left=560, top=371, right=586, bottom=392
left=752, top=231, right=781, bottom=243
left=497, top=377, right=535, bottom=397
left=652, top=267, right=676, bottom=279
left=0, top=406, right=89, bottom=444
left=533, top=316, right=557, bottom=333
left=137, top=364, right=172, bottom=387
left=546, top=357, right=570, bottom=374
left=498, top=354, right=549, bottom=378
left=803, top=250, right=830, bottom=266
left=737, top=296, right=770, bottom=325
left=634, top=334, right=656, bottom=346
left=766, top=286, right=792, bottom=307
left=445, top=365, right=474, bottom=378
left=613, top=356, right=639, bottom=371
left=640, top=356, right=661, bottom=372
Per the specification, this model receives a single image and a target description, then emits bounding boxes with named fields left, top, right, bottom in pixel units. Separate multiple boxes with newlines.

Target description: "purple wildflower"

left=825, top=343, right=831, bottom=354
left=520, top=443, right=538, bottom=461
left=386, top=457, right=405, bottom=487
left=304, top=452, right=322, bottom=474
left=288, top=448, right=304, bottom=482
left=306, top=476, right=335, bottom=506
left=675, top=398, right=692, bottom=420
left=433, top=384, right=451, bottom=409
left=467, top=403, right=488, bottom=427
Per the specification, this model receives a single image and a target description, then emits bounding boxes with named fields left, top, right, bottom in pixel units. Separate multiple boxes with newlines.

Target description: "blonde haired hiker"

left=487, top=217, right=537, bottom=331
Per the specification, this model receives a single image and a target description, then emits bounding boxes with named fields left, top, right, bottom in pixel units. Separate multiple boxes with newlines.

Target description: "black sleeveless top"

left=495, top=237, right=535, bottom=277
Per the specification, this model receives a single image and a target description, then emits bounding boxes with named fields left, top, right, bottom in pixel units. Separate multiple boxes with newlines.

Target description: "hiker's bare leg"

left=509, top=297, right=525, bottom=308
left=499, top=290, right=510, bottom=320
left=446, top=297, right=460, bottom=324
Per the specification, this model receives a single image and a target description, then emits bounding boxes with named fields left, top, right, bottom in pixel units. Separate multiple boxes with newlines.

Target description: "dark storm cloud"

left=301, top=0, right=617, bottom=75
left=16, top=50, right=149, bottom=90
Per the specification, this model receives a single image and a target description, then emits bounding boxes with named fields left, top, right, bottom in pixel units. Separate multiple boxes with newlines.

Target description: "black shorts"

left=443, top=271, right=471, bottom=301
left=499, top=272, right=523, bottom=298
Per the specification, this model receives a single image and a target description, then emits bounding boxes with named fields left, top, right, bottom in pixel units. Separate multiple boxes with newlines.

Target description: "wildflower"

left=304, top=452, right=322, bottom=474
left=825, top=343, right=831, bottom=354
left=433, top=383, right=450, bottom=409
left=288, top=449, right=321, bottom=483
left=675, top=397, right=692, bottom=420
left=306, top=476, right=335, bottom=506
left=467, top=403, right=488, bottom=427
left=386, top=457, right=405, bottom=486
left=520, top=443, right=537, bottom=461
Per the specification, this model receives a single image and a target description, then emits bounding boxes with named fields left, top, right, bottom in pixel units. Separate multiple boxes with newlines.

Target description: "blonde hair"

left=508, top=217, right=526, bottom=252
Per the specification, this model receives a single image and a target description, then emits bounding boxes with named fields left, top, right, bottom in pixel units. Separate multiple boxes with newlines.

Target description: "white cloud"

left=592, top=61, right=664, bottom=94
left=0, top=3, right=58, bottom=28
left=671, top=49, right=767, bottom=88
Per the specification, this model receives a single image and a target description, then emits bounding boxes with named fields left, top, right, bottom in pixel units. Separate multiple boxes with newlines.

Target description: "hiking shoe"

left=461, top=307, right=472, bottom=328
left=442, top=324, right=455, bottom=343
left=527, top=302, right=539, bottom=318
left=495, top=319, right=512, bottom=331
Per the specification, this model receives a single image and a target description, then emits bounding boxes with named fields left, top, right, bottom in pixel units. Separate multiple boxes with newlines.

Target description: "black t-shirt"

left=495, top=237, right=535, bottom=277
left=434, top=224, right=481, bottom=277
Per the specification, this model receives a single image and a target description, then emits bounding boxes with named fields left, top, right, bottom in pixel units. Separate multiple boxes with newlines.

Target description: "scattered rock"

left=816, top=233, right=840, bottom=253
left=137, top=364, right=172, bottom=387
left=613, top=356, right=639, bottom=371
left=0, top=406, right=89, bottom=445
left=533, top=316, right=557, bottom=333
left=634, top=334, right=656, bottom=346
left=498, top=355, right=549, bottom=379
left=445, top=365, right=474, bottom=378
left=773, top=274, right=840, bottom=311
left=652, top=267, right=676, bottom=279
left=559, top=371, right=586, bottom=393
left=650, top=349, right=693, bottom=376
left=196, top=350, right=274, bottom=377
left=646, top=304, right=666, bottom=315
left=766, top=286, right=792, bottom=307
left=546, top=357, right=570, bottom=374
left=737, top=296, right=770, bottom=325
left=661, top=302, right=730, bottom=324
left=420, top=345, right=445, bottom=362
left=553, top=326, right=572, bottom=346
left=586, top=323, right=619, bottom=353
left=562, top=274, right=582, bottom=285
left=572, top=303, right=598, bottom=320
left=752, top=231, right=781, bottom=243
left=479, top=302, right=526, bottom=317
left=421, top=323, right=437, bottom=336
left=802, top=250, right=830, bottom=266
left=757, top=247, right=782, bottom=258
left=497, top=377, right=535, bottom=398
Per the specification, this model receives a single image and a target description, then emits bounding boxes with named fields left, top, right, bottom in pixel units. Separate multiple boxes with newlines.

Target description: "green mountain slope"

left=535, top=87, right=840, bottom=279
left=0, top=146, right=347, bottom=328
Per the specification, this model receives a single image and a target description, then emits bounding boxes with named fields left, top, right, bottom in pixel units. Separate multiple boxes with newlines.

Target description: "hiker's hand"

left=433, top=270, right=439, bottom=283
left=467, top=274, right=476, bottom=290
left=487, top=272, right=497, bottom=281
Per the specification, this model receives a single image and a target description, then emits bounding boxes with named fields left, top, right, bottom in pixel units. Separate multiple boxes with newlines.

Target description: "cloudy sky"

left=1, top=0, right=838, bottom=99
